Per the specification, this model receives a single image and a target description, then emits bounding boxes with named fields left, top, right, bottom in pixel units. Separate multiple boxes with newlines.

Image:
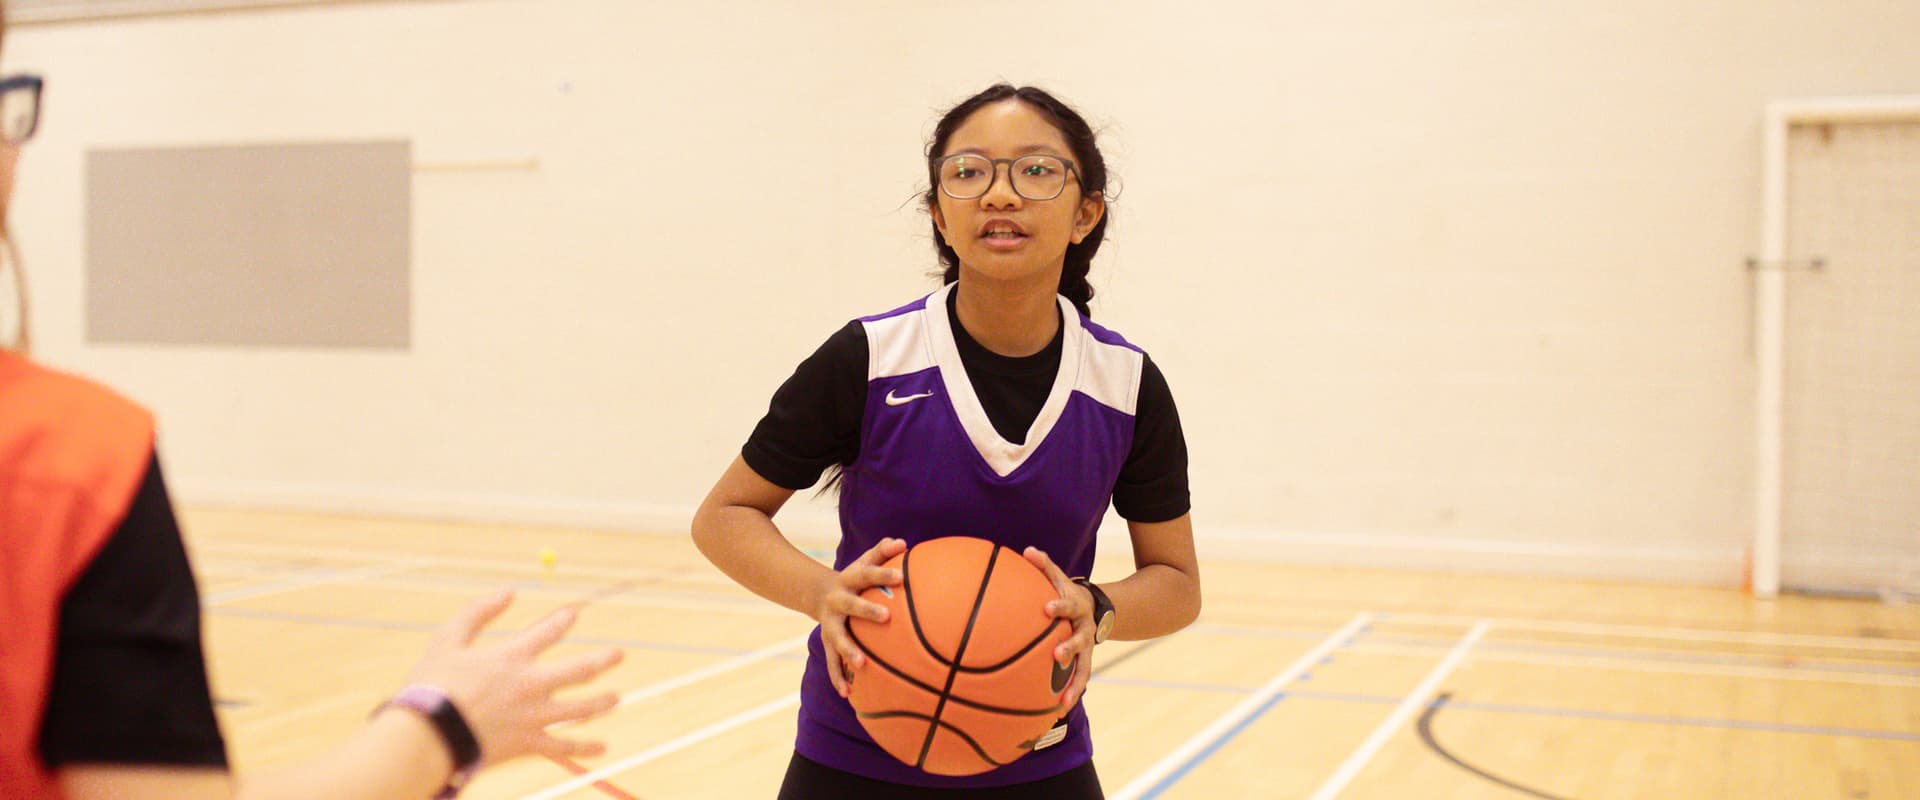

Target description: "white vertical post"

left=1753, top=103, right=1789, bottom=599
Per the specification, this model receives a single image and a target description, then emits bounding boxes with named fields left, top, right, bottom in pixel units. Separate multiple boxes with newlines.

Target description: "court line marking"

left=205, top=563, right=414, bottom=606
left=1442, top=694, right=1920, bottom=744
left=1194, top=624, right=1920, bottom=684
left=196, top=553, right=785, bottom=608
left=226, top=693, right=369, bottom=736
left=195, top=561, right=328, bottom=578
left=196, top=541, right=1918, bottom=652
left=1041, top=678, right=1920, bottom=744
left=208, top=606, right=812, bottom=657
left=199, top=569, right=796, bottom=618
left=543, top=755, right=643, bottom=800
left=1308, top=619, right=1491, bottom=800
left=1417, top=692, right=1570, bottom=800
left=516, top=693, right=800, bottom=800
left=1380, top=611, right=1920, bottom=653
left=208, top=599, right=1920, bottom=690
left=1381, top=632, right=1920, bottom=675
left=1348, top=641, right=1920, bottom=689
left=192, top=540, right=734, bottom=586
left=556, top=634, right=812, bottom=728
left=1110, top=612, right=1374, bottom=800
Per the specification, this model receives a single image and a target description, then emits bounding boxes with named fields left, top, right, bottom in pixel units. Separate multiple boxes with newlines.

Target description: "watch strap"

left=377, top=683, right=481, bottom=798
left=1071, top=577, right=1115, bottom=644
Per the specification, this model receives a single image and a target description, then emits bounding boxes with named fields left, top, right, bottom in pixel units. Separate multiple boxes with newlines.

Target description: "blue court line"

left=1435, top=697, right=1920, bottom=744
left=1093, top=677, right=1920, bottom=745
left=1137, top=692, right=1290, bottom=800
left=1194, top=624, right=1920, bottom=678
left=1124, top=687, right=1920, bottom=800
left=1372, top=634, right=1920, bottom=678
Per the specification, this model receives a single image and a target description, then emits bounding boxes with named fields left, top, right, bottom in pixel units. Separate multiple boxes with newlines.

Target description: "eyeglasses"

left=0, top=75, right=44, bottom=145
left=934, top=153, right=1080, bottom=202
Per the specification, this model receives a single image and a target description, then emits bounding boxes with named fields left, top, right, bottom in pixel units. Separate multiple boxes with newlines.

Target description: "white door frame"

left=1753, top=95, right=1920, bottom=598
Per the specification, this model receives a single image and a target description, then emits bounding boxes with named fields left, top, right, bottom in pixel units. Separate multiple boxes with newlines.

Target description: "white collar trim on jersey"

left=923, top=283, right=1082, bottom=478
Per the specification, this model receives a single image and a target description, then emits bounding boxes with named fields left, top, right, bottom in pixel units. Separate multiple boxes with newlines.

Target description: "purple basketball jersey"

left=795, top=284, right=1147, bottom=788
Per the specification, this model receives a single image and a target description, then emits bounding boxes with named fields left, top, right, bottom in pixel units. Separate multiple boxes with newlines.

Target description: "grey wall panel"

left=86, top=140, right=410, bottom=348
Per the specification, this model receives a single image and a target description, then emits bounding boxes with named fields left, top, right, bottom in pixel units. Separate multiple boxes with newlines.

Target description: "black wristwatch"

left=1071, top=577, right=1115, bottom=644
left=377, top=684, right=481, bottom=798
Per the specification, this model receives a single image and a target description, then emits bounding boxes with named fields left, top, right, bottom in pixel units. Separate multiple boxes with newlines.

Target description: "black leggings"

left=776, top=753, right=1105, bottom=799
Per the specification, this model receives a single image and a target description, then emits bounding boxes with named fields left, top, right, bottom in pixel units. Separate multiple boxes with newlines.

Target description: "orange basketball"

left=845, top=536, right=1076, bottom=776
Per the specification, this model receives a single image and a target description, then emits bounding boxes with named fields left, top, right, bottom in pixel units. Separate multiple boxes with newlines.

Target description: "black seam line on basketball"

left=845, top=624, right=1062, bottom=717
left=915, top=544, right=1000, bottom=770
left=902, top=546, right=948, bottom=667
left=897, top=546, right=1062, bottom=674
left=852, top=711, right=1006, bottom=768
left=948, top=617, right=1067, bottom=674
left=1417, top=692, right=1575, bottom=800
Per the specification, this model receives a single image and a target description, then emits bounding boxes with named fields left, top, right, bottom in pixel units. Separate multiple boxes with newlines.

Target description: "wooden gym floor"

left=181, top=508, right=1920, bottom=799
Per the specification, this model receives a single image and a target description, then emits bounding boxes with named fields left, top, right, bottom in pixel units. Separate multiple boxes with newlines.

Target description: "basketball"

left=845, top=536, right=1076, bottom=776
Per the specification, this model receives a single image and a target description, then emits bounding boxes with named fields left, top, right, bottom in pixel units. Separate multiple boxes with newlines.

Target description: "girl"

left=693, top=84, right=1200, bottom=799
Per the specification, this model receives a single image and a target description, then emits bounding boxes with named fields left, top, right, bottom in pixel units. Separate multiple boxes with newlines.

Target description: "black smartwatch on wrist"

left=1071, top=577, right=1115, bottom=644
left=377, top=684, right=481, bottom=799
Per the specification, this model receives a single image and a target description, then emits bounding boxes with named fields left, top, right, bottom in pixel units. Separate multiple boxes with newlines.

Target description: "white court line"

left=1382, top=611, right=1920, bottom=654
left=1110, top=612, right=1375, bottom=800
left=192, top=540, right=733, bottom=586
left=228, top=693, right=368, bottom=735
left=1397, top=645, right=1920, bottom=689
left=198, top=566, right=796, bottom=619
left=205, top=563, right=413, bottom=606
left=194, top=561, right=317, bottom=579
left=517, top=693, right=800, bottom=800
left=553, top=633, right=811, bottom=730
left=1308, top=620, right=1491, bottom=800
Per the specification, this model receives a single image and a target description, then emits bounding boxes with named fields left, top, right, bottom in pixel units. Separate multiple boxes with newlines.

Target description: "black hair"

left=924, top=84, right=1111, bottom=318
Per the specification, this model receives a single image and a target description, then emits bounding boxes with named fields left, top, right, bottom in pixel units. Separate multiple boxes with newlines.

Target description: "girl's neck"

left=953, top=270, right=1061, bottom=357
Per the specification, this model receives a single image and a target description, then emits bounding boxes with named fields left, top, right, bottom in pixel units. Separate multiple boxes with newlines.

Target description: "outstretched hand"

left=405, top=589, right=625, bottom=766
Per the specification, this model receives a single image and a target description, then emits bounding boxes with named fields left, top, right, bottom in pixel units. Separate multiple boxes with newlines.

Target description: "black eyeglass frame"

left=0, top=74, right=45, bottom=145
left=933, top=153, right=1083, bottom=202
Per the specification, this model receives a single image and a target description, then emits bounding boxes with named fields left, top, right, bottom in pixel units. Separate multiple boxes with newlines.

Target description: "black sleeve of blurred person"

left=38, top=452, right=229, bottom=769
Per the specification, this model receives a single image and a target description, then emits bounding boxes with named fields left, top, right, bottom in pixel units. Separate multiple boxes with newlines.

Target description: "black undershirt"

left=39, top=452, right=229, bottom=770
left=743, top=292, right=1190, bottom=523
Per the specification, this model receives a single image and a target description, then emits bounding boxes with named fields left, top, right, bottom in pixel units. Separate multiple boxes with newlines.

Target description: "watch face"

left=1095, top=612, right=1115, bottom=644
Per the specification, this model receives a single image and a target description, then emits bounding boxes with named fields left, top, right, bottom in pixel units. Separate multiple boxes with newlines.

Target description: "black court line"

left=1417, top=692, right=1575, bottom=800
left=1092, top=636, right=1167, bottom=676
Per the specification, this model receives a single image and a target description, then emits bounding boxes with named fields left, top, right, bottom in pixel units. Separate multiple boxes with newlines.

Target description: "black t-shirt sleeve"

left=39, top=451, right=229, bottom=769
left=741, top=321, right=869, bottom=491
left=1112, top=356, right=1192, bottom=523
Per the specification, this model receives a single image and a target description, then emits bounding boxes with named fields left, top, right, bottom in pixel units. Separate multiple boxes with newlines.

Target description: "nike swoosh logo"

left=884, top=390, right=935, bottom=407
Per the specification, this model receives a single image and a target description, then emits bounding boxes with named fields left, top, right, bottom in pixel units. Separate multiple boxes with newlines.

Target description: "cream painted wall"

left=7, top=0, right=1918, bottom=580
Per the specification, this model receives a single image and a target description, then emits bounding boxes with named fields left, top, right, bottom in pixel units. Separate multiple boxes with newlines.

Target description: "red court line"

left=541, top=576, right=653, bottom=799
left=545, top=754, right=644, bottom=800
left=540, top=572, right=697, bottom=798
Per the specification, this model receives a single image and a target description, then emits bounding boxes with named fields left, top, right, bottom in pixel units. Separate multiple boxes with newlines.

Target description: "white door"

left=1780, top=120, right=1920, bottom=597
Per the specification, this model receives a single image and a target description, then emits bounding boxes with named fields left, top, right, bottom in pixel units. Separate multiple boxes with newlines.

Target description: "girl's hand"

left=1023, top=547, right=1095, bottom=712
left=812, top=537, right=907, bottom=697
